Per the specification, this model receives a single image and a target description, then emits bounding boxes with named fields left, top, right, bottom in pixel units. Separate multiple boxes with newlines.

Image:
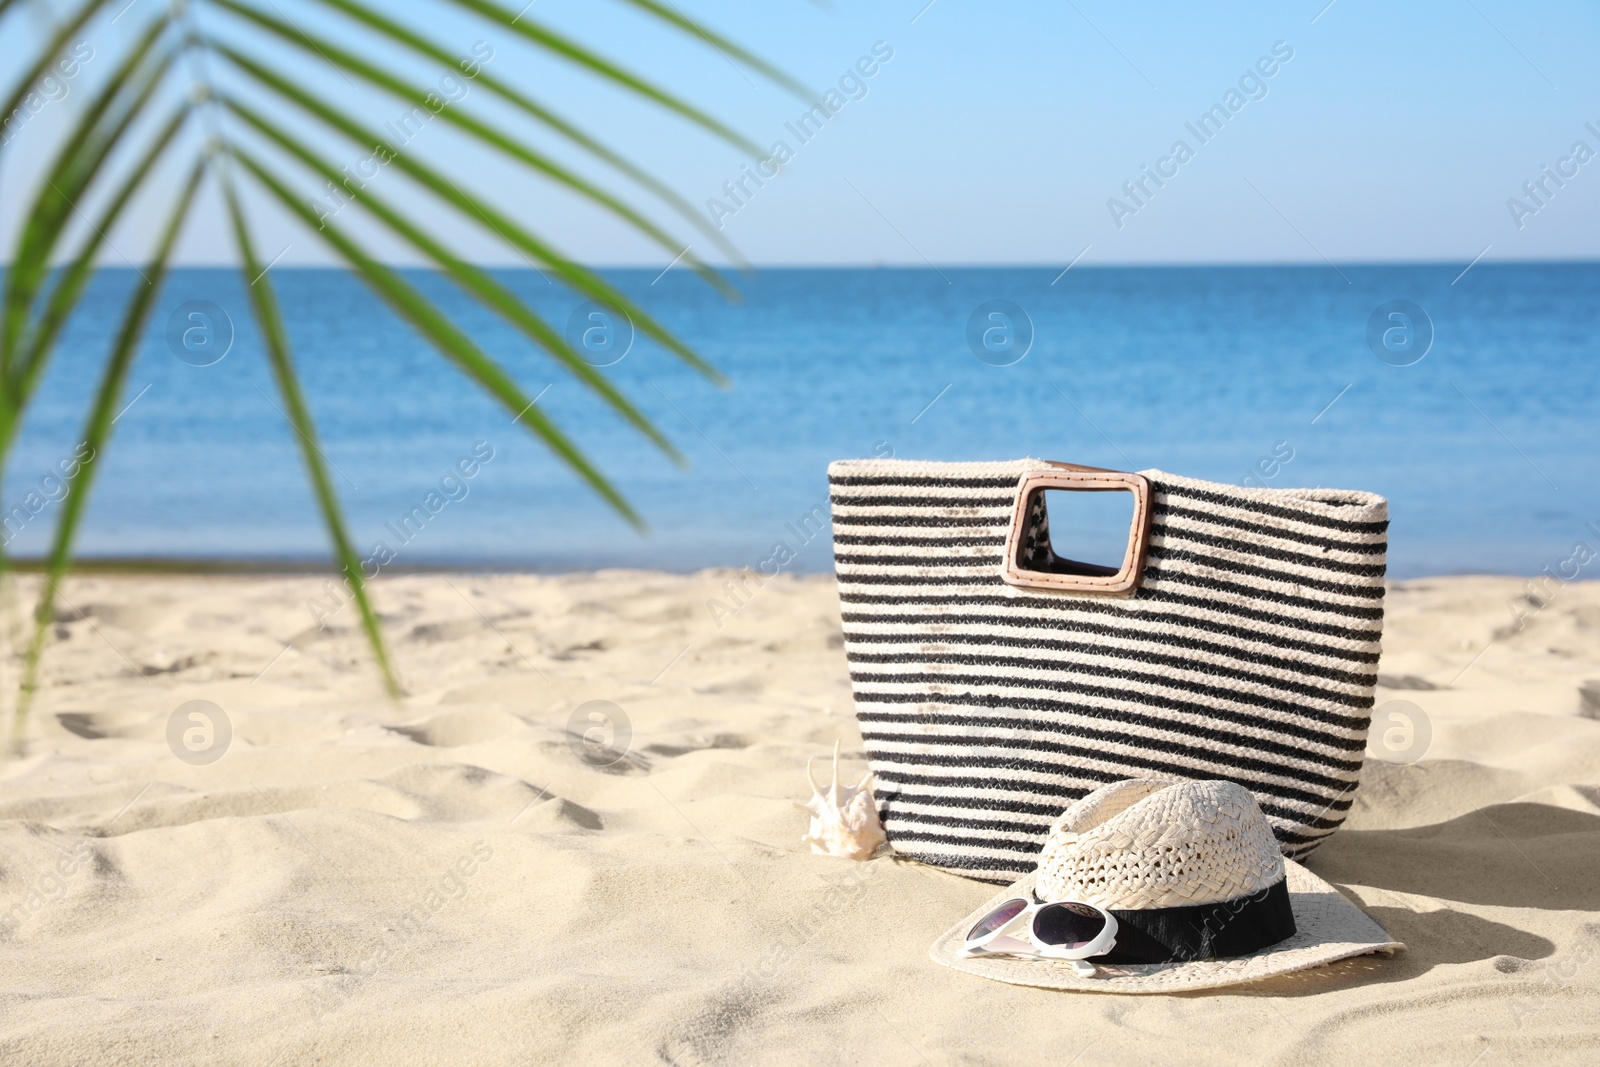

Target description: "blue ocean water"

left=4, top=263, right=1596, bottom=578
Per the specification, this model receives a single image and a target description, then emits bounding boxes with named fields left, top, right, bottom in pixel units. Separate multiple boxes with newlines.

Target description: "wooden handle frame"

left=999, top=466, right=1153, bottom=596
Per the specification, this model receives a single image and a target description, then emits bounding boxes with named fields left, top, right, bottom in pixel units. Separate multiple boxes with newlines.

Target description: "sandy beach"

left=2, top=569, right=1598, bottom=1065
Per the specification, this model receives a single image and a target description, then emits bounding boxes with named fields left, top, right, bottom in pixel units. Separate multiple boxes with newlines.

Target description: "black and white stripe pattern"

left=829, top=459, right=1388, bottom=883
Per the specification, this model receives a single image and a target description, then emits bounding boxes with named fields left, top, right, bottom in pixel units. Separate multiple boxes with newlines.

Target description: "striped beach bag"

left=827, top=459, right=1388, bottom=882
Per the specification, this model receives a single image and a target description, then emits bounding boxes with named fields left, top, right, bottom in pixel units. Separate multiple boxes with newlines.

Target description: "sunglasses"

left=958, top=896, right=1119, bottom=976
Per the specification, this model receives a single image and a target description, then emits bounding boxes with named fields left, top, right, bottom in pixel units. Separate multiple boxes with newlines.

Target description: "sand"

left=1, top=569, right=1598, bottom=1065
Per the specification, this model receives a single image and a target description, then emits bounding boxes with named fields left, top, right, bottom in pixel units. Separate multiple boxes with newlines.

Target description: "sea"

left=4, top=262, right=1597, bottom=580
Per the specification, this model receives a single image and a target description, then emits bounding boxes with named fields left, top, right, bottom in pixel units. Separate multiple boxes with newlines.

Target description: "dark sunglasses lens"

left=1032, top=902, right=1106, bottom=948
left=966, top=898, right=1029, bottom=942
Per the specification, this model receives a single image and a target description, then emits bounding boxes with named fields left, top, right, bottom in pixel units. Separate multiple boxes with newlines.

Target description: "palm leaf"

left=220, top=95, right=685, bottom=466
left=614, top=0, right=814, bottom=100
left=0, top=107, right=190, bottom=589
left=228, top=145, right=645, bottom=528
left=210, top=0, right=732, bottom=291
left=2, top=20, right=174, bottom=373
left=2, top=0, right=792, bottom=749
left=438, top=0, right=764, bottom=155
left=297, top=0, right=747, bottom=267
left=212, top=42, right=727, bottom=383
left=12, top=109, right=192, bottom=410
left=8, top=159, right=206, bottom=751
left=218, top=166, right=401, bottom=697
left=0, top=0, right=114, bottom=167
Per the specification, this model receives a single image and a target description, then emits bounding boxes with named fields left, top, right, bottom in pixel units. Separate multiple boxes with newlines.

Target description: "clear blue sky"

left=3, top=0, right=1598, bottom=267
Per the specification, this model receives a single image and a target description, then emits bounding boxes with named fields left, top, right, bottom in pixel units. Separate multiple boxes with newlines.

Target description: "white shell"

left=798, top=741, right=886, bottom=860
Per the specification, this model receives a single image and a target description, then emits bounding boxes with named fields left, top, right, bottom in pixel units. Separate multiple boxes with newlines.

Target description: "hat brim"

left=929, top=860, right=1403, bottom=994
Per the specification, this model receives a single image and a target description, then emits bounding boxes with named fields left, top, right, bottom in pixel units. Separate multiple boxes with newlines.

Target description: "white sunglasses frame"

left=958, top=896, right=1120, bottom=975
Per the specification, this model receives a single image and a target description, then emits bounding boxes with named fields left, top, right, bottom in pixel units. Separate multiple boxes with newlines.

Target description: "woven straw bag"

left=828, top=458, right=1388, bottom=882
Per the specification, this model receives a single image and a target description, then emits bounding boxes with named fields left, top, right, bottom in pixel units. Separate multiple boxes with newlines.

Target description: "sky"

left=2, top=0, right=1599, bottom=268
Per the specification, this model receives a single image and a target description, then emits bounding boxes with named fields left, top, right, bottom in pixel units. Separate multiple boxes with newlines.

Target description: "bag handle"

left=999, top=463, right=1153, bottom=595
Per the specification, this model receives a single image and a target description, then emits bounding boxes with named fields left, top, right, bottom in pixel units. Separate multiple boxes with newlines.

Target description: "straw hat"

left=929, top=778, right=1403, bottom=993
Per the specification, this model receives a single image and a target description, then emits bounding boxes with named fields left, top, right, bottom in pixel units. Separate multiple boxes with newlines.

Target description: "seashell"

left=797, top=740, right=886, bottom=860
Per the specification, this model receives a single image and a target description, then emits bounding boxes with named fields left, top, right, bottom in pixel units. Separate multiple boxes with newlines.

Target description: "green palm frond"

left=298, top=0, right=749, bottom=269
left=2, top=16, right=173, bottom=374
left=10, top=158, right=208, bottom=745
left=0, top=0, right=114, bottom=154
left=211, top=42, right=727, bottom=381
left=437, top=0, right=764, bottom=154
left=220, top=97, right=687, bottom=466
left=0, top=0, right=792, bottom=752
left=209, top=0, right=734, bottom=295
left=14, top=108, right=191, bottom=409
left=219, top=164, right=400, bottom=698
